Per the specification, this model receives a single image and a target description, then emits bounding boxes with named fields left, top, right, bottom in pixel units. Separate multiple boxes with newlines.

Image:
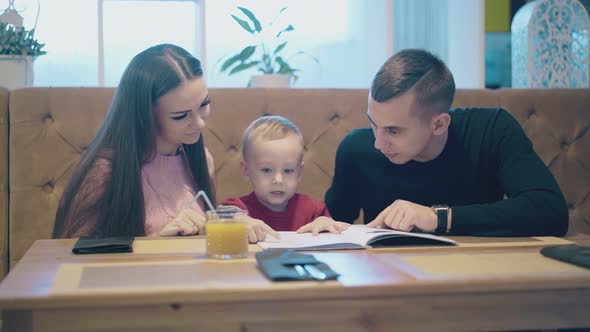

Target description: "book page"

left=257, top=225, right=457, bottom=250
left=352, top=225, right=458, bottom=246
left=258, top=231, right=365, bottom=250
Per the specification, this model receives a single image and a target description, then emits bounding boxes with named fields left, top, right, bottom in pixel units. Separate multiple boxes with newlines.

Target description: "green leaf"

left=231, top=14, right=254, bottom=34
left=279, top=7, right=288, bottom=13
left=220, top=54, right=241, bottom=72
left=275, top=56, right=287, bottom=66
left=237, top=7, right=262, bottom=33
left=239, top=45, right=256, bottom=61
left=229, top=61, right=260, bottom=75
left=276, top=25, right=294, bottom=38
left=273, top=41, right=287, bottom=55
left=261, top=53, right=272, bottom=72
left=278, top=67, right=297, bottom=74
left=275, top=56, right=298, bottom=74
left=0, top=22, right=46, bottom=56
left=292, top=51, right=320, bottom=64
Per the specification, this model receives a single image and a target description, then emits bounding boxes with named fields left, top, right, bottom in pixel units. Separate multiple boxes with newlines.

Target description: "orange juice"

left=206, top=221, right=248, bottom=259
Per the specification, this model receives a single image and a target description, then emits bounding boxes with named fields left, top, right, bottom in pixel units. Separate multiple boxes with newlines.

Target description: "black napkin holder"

left=540, top=244, right=590, bottom=269
left=72, top=236, right=134, bottom=254
left=255, top=249, right=339, bottom=281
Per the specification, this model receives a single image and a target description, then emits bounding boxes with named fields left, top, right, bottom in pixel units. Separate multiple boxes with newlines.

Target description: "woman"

left=53, top=44, right=215, bottom=238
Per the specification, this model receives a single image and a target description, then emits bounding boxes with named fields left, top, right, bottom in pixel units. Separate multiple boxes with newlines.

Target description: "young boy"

left=221, top=116, right=349, bottom=239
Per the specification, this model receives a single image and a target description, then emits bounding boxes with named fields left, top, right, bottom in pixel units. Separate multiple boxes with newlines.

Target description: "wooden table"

left=1, top=235, right=589, bottom=332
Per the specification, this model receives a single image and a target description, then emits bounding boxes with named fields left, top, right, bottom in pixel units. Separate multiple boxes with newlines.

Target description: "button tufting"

left=560, top=140, right=570, bottom=150
left=330, top=113, right=340, bottom=122
left=42, top=182, right=54, bottom=193
left=527, top=108, right=536, bottom=118
left=228, top=144, right=238, bottom=152
left=42, top=113, right=54, bottom=124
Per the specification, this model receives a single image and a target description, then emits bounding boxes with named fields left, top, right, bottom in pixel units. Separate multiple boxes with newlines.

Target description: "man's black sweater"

left=325, top=108, right=568, bottom=236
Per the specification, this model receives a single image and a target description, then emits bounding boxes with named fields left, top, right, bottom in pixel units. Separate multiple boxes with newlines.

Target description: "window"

left=23, top=0, right=202, bottom=87
left=19, top=0, right=484, bottom=88
left=101, top=0, right=203, bottom=86
left=205, top=0, right=391, bottom=88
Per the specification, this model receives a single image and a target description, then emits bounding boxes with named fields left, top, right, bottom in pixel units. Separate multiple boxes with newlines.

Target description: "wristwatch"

left=431, top=204, right=450, bottom=233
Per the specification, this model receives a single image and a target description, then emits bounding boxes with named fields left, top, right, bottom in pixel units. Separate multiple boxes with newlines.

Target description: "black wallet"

left=255, top=249, right=340, bottom=281
left=540, top=244, right=590, bottom=269
left=72, top=236, right=134, bottom=254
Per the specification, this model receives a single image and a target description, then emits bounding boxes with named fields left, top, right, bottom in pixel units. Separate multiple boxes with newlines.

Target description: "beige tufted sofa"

left=0, top=87, right=589, bottom=280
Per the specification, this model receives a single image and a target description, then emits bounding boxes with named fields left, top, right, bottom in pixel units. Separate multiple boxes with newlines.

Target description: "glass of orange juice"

left=205, top=209, right=249, bottom=259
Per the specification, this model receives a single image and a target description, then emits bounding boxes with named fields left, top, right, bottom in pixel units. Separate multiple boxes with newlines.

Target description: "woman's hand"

left=159, top=208, right=206, bottom=236
left=296, top=216, right=350, bottom=235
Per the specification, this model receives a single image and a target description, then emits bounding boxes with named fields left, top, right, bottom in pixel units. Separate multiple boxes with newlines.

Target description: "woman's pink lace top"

left=141, top=152, right=208, bottom=235
left=65, top=149, right=214, bottom=237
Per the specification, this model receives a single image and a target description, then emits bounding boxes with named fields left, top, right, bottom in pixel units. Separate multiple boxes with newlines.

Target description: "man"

left=325, top=49, right=568, bottom=236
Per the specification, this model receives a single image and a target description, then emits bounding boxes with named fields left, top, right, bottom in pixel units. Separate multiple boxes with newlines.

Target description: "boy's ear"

left=240, top=160, right=249, bottom=181
left=297, top=160, right=304, bottom=180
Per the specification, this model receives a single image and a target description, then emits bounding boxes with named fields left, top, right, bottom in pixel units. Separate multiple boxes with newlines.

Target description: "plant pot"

left=0, top=55, right=35, bottom=90
left=248, top=74, right=292, bottom=88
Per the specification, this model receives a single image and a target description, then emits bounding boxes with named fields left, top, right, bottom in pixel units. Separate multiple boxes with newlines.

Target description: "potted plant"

left=220, top=6, right=317, bottom=88
left=0, top=21, right=46, bottom=90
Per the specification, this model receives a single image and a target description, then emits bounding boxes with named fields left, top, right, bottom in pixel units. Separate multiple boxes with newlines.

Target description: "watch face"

left=434, top=206, right=449, bottom=232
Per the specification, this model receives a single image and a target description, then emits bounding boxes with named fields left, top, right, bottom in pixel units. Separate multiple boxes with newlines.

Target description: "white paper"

left=258, top=225, right=457, bottom=250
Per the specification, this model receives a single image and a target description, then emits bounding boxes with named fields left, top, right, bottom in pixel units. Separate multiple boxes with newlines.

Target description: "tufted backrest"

left=4, top=88, right=590, bottom=274
left=453, top=89, right=590, bottom=236
left=206, top=89, right=369, bottom=205
left=9, top=88, right=115, bottom=271
left=0, top=88, right=8, bottom=277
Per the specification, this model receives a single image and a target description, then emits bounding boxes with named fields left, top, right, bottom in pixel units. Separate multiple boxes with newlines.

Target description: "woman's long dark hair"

left=53, top=44, right=215, bottom=238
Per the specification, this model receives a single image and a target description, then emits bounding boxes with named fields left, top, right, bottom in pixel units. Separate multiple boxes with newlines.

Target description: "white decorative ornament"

left=0, top=0, right=23, bottom=28
left=512, top=0, right=589, bottom=88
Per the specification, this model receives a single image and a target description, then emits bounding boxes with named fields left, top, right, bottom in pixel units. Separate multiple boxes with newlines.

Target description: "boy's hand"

left=296, top=216, right=350, bottom=235
left=244, top=216, right=280, bottom=243
left=159, top=208, right=206, bottom=236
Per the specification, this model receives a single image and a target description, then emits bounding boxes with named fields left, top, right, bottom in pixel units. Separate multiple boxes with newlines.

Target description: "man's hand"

left=296, top=216, right=351, bottom=235
left=366, top=200, right=437, bottom=232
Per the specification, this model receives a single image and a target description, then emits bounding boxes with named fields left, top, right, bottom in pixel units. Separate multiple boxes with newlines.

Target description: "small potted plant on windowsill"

left=219, top=6, right=317, bottom=88
left=0, top=21, right=46, bottom=90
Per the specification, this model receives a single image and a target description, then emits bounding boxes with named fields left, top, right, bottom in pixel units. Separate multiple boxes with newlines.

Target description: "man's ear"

left=432, top=113, right=451, bottom=135
left=240, top=159, right=249, bottom=181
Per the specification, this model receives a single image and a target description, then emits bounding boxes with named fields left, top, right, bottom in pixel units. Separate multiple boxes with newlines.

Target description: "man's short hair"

left=242, top=115, right=304, bottom=159
left=371, top=49, right=456, bottom=112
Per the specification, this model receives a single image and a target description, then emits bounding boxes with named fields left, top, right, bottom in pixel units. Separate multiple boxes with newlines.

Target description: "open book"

left=258, top=225, right=457, bottom=250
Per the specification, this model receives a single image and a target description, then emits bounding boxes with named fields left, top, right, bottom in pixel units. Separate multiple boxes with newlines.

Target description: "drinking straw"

left=190, top=190, right=215, bottom=211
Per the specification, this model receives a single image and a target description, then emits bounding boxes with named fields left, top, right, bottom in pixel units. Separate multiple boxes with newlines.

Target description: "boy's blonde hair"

left=242, top=115, right=304, bottom=159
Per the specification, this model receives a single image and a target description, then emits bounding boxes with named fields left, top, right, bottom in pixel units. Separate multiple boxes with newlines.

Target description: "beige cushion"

left=0, top=87, right=8, bottom=277
left=6, top=87, right=590, bottom=274
left=453, top=89, right=590, bottom=236
left=9, top=88, right=114, bottom=270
